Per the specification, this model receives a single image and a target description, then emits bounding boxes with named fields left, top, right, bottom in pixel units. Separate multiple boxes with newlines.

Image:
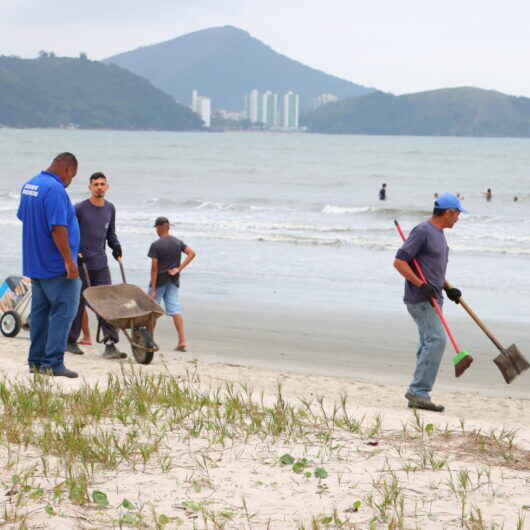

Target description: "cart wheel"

left=1, top=311, right=22, bottom=338
left=132, top=327, right=155, bottom=365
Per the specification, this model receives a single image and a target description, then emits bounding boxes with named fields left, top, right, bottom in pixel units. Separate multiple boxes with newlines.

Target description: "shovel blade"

left=493, top=353, right=518, bottom=384
left=493, top=344, right=529, bottom=384
left=506, top=344, right=530, bottom=374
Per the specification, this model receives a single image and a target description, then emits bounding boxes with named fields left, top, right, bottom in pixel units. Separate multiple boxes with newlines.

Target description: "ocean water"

left=1, top=129, right=529, bottom=323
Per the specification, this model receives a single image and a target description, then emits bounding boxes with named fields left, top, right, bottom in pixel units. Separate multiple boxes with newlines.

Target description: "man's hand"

left=168, top=267, right=181, bottom=276
left=419, top=282, right=437, bottom=301
left=112, top=245, right=123, bottom=260
left=65, top=259, right=79, bottom=280
left=444, top=286, right=462, bottom=304
left=149, top=287, right=157, bottom=299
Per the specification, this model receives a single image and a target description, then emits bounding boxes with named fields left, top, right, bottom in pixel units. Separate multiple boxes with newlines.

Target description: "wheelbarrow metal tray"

left=83, top=285, right=164, bottom=329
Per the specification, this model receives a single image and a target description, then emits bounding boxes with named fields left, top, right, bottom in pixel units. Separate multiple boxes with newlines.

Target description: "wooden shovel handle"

left=445, top=281, right=505, bottom=354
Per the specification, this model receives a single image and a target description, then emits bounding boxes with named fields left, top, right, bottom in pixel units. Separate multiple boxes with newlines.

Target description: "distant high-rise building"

left=243, top=89, right=299, bottom=129
left=197, top=97, right=211, bottom=128
left=191, top=90, right=199, bottom=113
left=248, top=89, right=260, bottom=123
left=191, top=90, right=211, bottom=128
left=261, top=91, right=270, bottom=124
left=262, top=91, right=279, bottom=127
left=271, top=94, right=279, bottom=126
left=282, top=91, right=300, bottom=129
left=313, top=93, right=338, bottom=109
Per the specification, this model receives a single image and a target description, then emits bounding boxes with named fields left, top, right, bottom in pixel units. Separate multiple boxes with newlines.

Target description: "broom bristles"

left=455, top=354, right=474, bottom=377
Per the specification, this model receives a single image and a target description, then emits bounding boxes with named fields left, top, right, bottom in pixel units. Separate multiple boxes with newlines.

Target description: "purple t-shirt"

left=76, top=199, right=120, bottom=271
left=395, top=221, right=449, bottom=305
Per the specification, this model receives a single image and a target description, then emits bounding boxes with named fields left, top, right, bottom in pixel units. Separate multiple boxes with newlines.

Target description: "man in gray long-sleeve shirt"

left=67, top=172, right=126, bottom=359
left=393, top=193, right=468, bottom=412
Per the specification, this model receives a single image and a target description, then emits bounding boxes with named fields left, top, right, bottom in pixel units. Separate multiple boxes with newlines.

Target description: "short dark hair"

left=53, top=152, right=78, bottom=168
left=90, top=172, right=107, bottom=183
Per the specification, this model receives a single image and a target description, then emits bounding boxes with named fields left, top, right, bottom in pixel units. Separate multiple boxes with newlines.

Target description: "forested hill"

left=105, top=25, right=373, bottom=110
left=304, top=87, right=530, bottom=137
left=0, top=54, right=202, bottom=130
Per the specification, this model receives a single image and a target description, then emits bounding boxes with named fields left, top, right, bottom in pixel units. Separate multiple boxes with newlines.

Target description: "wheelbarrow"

left=82, top=260, right=164, bottom=365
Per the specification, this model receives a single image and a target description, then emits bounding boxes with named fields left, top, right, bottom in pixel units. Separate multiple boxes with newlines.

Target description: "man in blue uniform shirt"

left=16, top=152, right=81, bottom=378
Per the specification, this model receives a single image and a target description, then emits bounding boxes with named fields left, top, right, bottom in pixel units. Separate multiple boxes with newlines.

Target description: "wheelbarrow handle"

left=445, top=281, right=506, bottom=355
left=117, top=258, right=127, bottom=284
left=78, top=254, right=92, bottom=288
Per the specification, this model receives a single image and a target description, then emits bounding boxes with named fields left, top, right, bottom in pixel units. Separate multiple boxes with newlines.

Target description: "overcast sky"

left=1, top=0, right=529, bottom=96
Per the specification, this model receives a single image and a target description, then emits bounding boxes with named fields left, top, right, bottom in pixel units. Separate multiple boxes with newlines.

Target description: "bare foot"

left=79, top=338, right=92, bottom=346
left=175, top=344, right=187, bottom=352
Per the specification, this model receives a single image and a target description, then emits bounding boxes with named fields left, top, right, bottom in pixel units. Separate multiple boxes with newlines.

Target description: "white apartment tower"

left=197, top=97, right=211, bottom=128
left=261, top=91, right=279, bottom=127
left=261, top=91, right=270, bottom=124
left=191, top=90, right=211, bottom=128
left=248, top=89, right=260, bottom=123
left=282, top=91, right=300, bottom=129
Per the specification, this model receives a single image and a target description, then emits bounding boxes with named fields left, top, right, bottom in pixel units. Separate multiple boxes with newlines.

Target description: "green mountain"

left=0, top=54, right=202, bottom=130
left=105, top=25, right=372, bottom=111
left=304, top=87, right=530, bottom=137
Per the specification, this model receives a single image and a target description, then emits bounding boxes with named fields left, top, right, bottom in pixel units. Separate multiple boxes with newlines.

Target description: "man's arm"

left=393, top=259, right=423, bottom=287
left=393, top=224, right=428, bottom=286
left=51, top=225, right=78, bottom=279
left=169, top=246, right=196, bottom=276
left=107, top=205, right=122, bottom=259
left=149, top=258, right=158, bottom=298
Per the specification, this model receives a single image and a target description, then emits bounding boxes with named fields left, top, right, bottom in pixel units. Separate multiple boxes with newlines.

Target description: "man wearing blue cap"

left=393, top=193, right=468, bottom=412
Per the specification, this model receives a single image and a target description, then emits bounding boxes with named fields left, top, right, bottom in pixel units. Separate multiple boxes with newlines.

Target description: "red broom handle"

left=394, top=220, right=461, bottom=353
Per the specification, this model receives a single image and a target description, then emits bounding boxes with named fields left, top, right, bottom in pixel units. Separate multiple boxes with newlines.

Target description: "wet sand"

left=157, top=297, right=530, bottom=401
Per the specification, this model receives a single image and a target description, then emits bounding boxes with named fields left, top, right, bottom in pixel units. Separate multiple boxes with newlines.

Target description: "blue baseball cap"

left=434, top=193, right=469, bottom=214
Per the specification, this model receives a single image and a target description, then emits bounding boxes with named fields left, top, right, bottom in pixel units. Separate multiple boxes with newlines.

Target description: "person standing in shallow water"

left=379, top=183, right=387, bottom=201
left=483, top=188, right=492, bottom=201
left=16, top=152, right=81, bottom=378
left=393, top=193, right=468, bottom=412
left=148, top=217, right=196, bottom=352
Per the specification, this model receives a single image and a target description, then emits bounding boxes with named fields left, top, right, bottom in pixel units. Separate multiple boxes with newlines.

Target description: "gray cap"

left=154, top=216, right=169, bottom=227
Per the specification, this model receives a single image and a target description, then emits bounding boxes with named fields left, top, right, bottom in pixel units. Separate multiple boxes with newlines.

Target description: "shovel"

left=446, top=282, right=529, bottom=384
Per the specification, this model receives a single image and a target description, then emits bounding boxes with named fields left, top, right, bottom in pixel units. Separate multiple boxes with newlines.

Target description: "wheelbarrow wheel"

left=131, top=327, right=155, bottom=365
left=1, top=311, right=22, bottom=338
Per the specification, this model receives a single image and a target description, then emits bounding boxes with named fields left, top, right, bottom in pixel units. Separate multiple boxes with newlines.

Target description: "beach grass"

left=0, top=364, right=528, bottom=528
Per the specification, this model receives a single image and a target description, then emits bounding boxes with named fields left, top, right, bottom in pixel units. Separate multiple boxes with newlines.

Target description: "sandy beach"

left=0, top=324, right=528, bottom=529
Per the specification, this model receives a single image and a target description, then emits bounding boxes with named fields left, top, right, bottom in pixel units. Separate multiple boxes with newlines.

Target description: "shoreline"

left=163, top=296, right=530, bottom=400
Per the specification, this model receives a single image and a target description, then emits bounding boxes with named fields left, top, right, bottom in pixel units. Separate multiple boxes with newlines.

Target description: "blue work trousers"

left=29, top=276, right=81, bottom=369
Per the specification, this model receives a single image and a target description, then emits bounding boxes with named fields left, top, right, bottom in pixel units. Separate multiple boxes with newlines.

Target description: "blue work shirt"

left=17, top=171, right=80, bottom=279
left=395, top=221, right=449, bottom=305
